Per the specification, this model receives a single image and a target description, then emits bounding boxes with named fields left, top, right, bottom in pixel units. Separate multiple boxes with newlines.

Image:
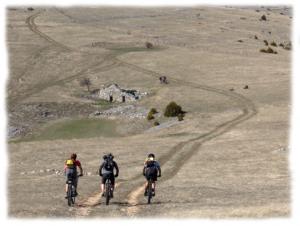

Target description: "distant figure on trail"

left=159, top=76, right=168, bottom=84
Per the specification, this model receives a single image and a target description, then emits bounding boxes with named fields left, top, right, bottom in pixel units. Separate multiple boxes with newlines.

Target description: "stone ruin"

left=93, top=83, right=147, bottom=103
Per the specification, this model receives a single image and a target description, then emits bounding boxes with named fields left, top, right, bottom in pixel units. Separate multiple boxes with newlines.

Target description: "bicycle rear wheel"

left=105, top=180, right=111, bottom=205
left=67, top=184, right=72, bottom=206
left=147, top=180, right=152, bottom=204
left=71, top=185, right=76, bottom=205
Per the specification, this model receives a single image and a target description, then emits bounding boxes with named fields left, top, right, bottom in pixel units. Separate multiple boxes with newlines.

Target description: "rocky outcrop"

left=92, top=83, right=147, bottom=102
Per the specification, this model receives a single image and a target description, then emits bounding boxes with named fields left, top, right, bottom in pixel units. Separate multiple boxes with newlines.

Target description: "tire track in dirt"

left=19, top=10, right=257, bottom=217
left=75, top=182, right=122, bottom=217
left=26, top=12, right=72, bottom=52
left=114, top=59, right=257, bottom=216
left=9, top=12, right=121, bottom=106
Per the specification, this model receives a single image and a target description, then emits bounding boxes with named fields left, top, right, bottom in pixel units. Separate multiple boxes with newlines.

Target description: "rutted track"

left=20, top=10, right=257, bottom=217
left=9, top=12, right=122, bottom=106
left=115, top=59, right=257, bottom=216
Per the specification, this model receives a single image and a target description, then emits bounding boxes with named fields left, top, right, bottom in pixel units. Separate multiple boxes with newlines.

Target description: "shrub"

left=145, top=42, right=154, bottom=49
left=279, top=43, right=284, bottom=47
left=261, top=15, right=267, bottom=21
left=254, top=35, right=258, bottom=40
left=260, top=48, right=267, bottom=53
left=177, top=113, right=184, bottom=121
left=263, top=40, right=268, bottom=46
left=147, top=112, right=155, bottom=120
left=270, top=41, right=277, bottom=47
left=284, top=41, right=292, bottom=50
left=260, top=47, right=277, bottom=54
left=164, top=102, right=183, bottom=117
left=153, top=121, right=160, bottom=126
left=149, top=108, right=158, bottom=115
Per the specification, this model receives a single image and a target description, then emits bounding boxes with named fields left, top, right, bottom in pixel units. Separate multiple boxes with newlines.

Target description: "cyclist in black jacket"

left=99, top=153, right=119, bottom=197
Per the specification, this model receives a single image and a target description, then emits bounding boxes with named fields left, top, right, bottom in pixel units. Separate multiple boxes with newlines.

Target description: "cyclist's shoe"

left=75, top=191, right=78, bottom=197
left=144, top=190, right=147, bottom=196
left=65, top=193, right=68, bottom=199
left=102, top=192, right=105, bottom=197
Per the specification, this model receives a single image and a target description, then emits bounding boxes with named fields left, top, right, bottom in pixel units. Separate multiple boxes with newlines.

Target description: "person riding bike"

left=64, top=153, right=83, bottom=198
left=143, top=153, right=161, bottom=196
left=99, top=153, right=119, bottom=198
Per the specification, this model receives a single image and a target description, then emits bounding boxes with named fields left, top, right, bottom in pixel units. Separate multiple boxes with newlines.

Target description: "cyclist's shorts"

left=65, top=168, right=76, bottom=184
left=102, top=173, right=115, bottom=185
left=145, top=173, right=157, bottom=181
left=145, top=167, right=158, bottom=181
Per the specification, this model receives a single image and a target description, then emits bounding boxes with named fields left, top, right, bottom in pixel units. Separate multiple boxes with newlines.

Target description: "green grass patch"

left=15, top=118, right=120, bottom=142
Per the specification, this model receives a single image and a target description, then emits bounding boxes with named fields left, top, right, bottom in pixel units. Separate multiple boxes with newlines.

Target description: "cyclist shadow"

left=86, top=201, right=165, bottom=207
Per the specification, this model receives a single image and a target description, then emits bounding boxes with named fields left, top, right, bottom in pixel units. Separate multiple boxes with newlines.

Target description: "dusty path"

left=19, top=10, right=257, bottom=217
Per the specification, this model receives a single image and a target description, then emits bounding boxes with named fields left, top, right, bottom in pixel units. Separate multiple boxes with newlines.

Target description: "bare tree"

left=80, top=78, right=91, bottom=92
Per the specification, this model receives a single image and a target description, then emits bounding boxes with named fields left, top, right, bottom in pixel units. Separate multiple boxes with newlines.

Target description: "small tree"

left=80, top=78, right=91, bottom=92
left=164, top=101, right=183, bottom=117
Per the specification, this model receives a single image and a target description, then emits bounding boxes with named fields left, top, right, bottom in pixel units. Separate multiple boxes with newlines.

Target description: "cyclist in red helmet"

left=64, top=153, right=83, bottom=198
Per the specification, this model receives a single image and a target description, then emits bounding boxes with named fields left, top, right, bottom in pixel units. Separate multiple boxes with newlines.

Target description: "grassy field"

left=17, top=118, right=120, bottom=142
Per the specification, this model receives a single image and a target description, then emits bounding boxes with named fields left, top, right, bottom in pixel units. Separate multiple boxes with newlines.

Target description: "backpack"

left=66, top=159, right=76, bottom=169
left=104, top=158, right=114, bottom=171
left=145, top=161, right=157, bottom=177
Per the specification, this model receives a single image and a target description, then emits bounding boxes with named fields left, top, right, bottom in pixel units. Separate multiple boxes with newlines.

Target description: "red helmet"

left=71, top=153, right=77, bottom=160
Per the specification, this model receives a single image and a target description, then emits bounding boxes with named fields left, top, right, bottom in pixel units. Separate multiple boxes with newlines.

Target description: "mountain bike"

left=66, top=176, right=76, bottom=206
left=66, top=174, right=82, bottom=206
left=104, top=177, right=113, bottom=205
left=146, top=178, right=154, bottom=204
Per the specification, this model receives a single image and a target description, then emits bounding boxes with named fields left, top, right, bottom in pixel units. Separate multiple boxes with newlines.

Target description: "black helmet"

left=148, top=153, right=155, bottom=159
left=103, top=154, right=108, bottom=160
left=108, top=153, right=114, bottom=159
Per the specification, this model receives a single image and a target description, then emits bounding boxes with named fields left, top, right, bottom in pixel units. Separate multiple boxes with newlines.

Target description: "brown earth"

left=7, top=6, right=290, bottom=218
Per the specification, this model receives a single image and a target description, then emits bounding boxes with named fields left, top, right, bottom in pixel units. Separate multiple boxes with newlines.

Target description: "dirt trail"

left=9, top=11, right=121, bottom=106
left=20, top=10, right=257, bottom=217
left=120, top=59, right=257, bottom=216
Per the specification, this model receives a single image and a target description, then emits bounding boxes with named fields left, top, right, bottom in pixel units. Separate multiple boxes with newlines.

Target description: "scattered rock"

left=243, top=85, right=249, bottom=89
left=92, top=104, right=148, bottom=119
left=229, top=88, right=234, bottom=91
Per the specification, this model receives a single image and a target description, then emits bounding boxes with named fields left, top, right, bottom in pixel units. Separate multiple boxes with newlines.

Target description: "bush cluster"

left=260, top=47, right=277, bottom=54
left=164, top=102, right=184, bottom=117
